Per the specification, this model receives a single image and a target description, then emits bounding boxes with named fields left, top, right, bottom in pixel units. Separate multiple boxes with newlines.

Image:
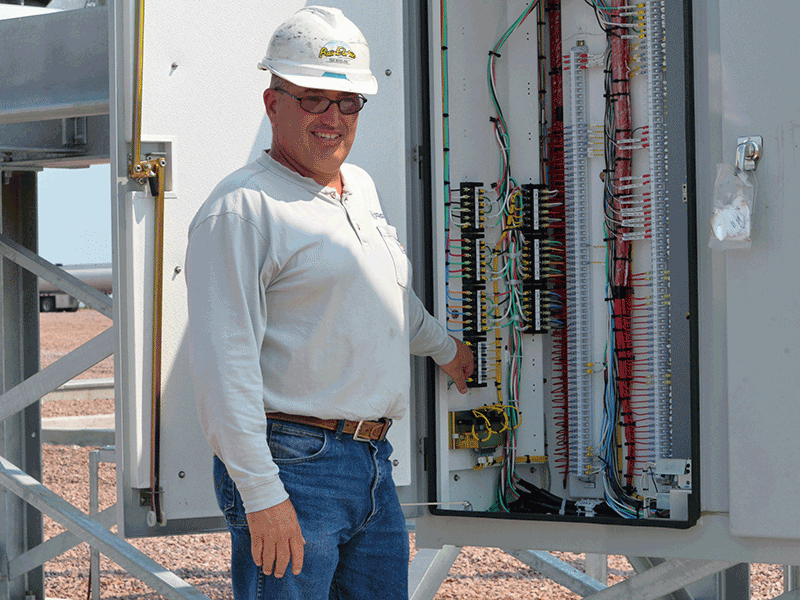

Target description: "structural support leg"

left=0, top=170, right=43, bottom=600
left=585, top=554, right=608, bottom=586
left=786, top=566, right=800, bottom=592
left=583, top=559, right=736, bottom=600
left=89, top=447, right=115, bottom=600
left=0, top=454, right=211, bottom=600
left=408, top=545, right=461, bottom=600
left=715, top=563, right=750, bottom=600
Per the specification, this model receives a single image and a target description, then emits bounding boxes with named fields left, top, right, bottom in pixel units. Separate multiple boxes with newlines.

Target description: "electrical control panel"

left=427, top=0, right=697, bottom=526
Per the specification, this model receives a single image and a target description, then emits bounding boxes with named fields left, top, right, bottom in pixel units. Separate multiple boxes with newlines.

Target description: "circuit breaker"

left=427, top=0, right=698, bottom=527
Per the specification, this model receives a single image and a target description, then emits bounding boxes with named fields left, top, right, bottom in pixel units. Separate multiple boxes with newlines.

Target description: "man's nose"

left=319, top=100, right=344, bottom=122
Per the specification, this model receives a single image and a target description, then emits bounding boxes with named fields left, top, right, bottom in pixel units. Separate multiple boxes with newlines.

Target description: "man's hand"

left=439, top=336, right=475, bottom=394
left=246, top=499, right=305, bottom=578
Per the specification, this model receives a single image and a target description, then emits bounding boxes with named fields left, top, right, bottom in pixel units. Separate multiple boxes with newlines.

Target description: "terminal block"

left=448, top=405, right=507, bottom=452
left=458, top=182, right=487, bottom=235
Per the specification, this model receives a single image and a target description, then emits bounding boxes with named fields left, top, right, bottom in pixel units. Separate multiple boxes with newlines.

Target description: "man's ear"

left=263, top=88, right=278, bottom=119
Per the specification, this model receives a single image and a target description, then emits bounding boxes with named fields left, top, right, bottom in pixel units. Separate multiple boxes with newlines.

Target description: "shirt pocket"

left=376, top=224, right=411, bottom=289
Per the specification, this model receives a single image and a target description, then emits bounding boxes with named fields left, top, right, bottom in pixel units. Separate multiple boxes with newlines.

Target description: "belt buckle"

left=353, top=420, right=371, bottom=442
left=352, top=418, right=392, bottom=442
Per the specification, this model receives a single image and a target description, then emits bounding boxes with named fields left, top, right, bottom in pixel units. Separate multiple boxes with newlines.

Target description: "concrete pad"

left=42, top=378, right=114, bottom=403
left=42, top=414, right=114, bottom=447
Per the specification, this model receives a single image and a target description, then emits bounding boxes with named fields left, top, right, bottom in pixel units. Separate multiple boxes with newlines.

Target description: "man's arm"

left=408, top=291, right=474, bottom=393
left=186, top=205, right=304, bottom=576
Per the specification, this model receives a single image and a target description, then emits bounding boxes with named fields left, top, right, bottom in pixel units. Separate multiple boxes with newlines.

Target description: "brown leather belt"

left=267, top=412, right=392, bottom=442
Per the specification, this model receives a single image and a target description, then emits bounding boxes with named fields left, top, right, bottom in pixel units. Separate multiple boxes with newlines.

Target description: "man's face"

left=264, top=80, right=360, bottom=186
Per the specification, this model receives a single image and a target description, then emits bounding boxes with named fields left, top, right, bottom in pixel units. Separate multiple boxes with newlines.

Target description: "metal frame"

left=407, top=547, right=753, bottom=600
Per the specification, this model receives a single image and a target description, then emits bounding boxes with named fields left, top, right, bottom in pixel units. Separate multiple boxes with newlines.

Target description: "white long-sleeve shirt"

left=186, top=152, right=456, bottom=513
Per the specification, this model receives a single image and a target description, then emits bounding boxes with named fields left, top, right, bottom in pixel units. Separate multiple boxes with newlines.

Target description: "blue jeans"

left=213, top=419, right=409, bottom=600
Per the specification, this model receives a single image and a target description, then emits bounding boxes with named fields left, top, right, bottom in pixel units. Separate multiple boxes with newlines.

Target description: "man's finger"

left=290, top=536, right=306, bottom=575
left=273, top=542, right=291, bottom=578
left=251, top=536, right=263, bottom=567
left=262, top=542, right=276, bottom=576
left=463, top=355, right=474, bottom=378
left=452, top=371, right=467, bottom=394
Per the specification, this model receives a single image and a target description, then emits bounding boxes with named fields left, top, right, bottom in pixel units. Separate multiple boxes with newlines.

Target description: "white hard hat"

left=258, top=6, right=378, bottom=96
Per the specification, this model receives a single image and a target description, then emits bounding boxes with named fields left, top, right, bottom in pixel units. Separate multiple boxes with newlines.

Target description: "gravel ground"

left=38, top=309, right=786, bottom=599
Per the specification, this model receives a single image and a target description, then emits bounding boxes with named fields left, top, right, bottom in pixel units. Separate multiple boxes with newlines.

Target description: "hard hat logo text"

left=319, top=41, right=357, bottom=63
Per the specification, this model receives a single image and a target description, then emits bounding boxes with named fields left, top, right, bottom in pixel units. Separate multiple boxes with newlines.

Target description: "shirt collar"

left=259, top=151, right=351, bottom=199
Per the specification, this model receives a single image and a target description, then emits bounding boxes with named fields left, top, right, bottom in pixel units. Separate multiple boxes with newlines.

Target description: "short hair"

left=269, top=74, right=288, bottom=90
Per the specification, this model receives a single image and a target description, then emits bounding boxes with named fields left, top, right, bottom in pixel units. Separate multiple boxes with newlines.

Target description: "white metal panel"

left=114, top=0, right=413, bottom=530
left=718, top=0, right=800, bottom=539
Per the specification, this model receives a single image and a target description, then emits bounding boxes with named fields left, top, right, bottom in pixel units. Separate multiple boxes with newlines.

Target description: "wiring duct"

left=545, top=0, right=571, bottom=488
left=588, top=0, right=671, bottom=518
left=485, top=0, right=540, bottom=512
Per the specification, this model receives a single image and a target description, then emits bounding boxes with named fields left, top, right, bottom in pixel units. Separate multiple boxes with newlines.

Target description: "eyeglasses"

left=274, top=88, right=367, bottom=115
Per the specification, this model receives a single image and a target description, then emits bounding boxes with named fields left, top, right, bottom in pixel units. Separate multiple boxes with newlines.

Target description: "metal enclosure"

left=105, top=0, right=800, bottom=568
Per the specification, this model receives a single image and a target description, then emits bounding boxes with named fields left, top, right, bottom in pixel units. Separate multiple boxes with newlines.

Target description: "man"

left=185, top=6, right=473, bottom=599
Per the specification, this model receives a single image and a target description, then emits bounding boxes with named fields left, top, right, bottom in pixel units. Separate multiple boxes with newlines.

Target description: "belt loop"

left=334, top=418, right=346, bottom=440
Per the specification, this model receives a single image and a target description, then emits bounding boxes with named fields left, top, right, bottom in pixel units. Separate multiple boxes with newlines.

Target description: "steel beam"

left=0, top=232, right=112, bottom=316
left=505, top=549, right=606, bottom=597
left=1, top=169, right=43, bottom=600
left=583, top=559, right=736, bottom=600
left=408, top=545, right=461, bottom=600
left=7, top=505, right=116, bottom=580
left=0, top=9, right=109, bottom=126
left=627, top=557, right=693, bottom=600
left=0, top=454, right=211, bottom=600
left=0, top=327, right=114, bottom=423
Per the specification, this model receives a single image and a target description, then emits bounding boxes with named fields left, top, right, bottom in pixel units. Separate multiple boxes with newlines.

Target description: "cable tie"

left=488, top=51, right=502, bottom=58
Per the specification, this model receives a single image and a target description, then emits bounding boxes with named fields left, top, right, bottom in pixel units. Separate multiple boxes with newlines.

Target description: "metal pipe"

left=37, top=263, right=112, bottom=295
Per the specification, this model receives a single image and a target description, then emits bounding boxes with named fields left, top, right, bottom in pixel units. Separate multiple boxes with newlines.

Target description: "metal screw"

left=453, top=474, right=460, bottom=481
left=178, top=471, right=185, bottom=478
left=174, top=266, right=182, bottom=274
left=385, top=69, right=392, bottom=76
left=392, top=459, right=399, bottom=466
left=171, top=62, right=179, bottom=70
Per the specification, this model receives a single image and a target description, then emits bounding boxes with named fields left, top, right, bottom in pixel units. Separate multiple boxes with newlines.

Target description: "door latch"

left=735, top=135, right=762, bottom=173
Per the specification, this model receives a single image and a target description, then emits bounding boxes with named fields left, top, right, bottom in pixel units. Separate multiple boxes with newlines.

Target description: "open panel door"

left=110, top=0, right=413, bottom=537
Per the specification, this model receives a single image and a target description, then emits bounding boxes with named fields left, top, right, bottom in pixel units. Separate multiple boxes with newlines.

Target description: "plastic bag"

left=709, top=163, right=756, bottom=250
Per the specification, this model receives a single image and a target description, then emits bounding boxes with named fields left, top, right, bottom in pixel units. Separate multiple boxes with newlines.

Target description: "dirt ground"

left=37, top=309, right=786, bottom=599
